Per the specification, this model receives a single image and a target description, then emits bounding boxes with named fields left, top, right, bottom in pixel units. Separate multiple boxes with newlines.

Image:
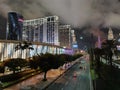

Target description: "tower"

left=97, top=35, right=101, bottom=48
left=71, top=30, right=78, bottom=49
left=108, top=27, right=114, bottom=40
left=7, top=12, right=24, bottom=41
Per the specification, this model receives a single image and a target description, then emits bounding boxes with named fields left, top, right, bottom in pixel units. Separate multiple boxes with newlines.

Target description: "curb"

left=42, top=61, right=78, bottom=90
left=3, top=70, right=42, bottom=89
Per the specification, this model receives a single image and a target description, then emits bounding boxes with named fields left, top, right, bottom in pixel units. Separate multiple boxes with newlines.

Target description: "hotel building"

left=23, top=16, right=59, bottom=45
left=59, top=25, right=72, bottom=48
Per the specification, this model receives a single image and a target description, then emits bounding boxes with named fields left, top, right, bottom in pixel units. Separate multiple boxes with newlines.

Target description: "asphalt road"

left=45, top=57, right=90, bottom=90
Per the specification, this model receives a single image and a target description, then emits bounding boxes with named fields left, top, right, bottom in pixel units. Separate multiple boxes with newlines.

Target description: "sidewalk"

left=3, top=69, right=65, bottom=90
left=20, top=69, right=65, bottom=90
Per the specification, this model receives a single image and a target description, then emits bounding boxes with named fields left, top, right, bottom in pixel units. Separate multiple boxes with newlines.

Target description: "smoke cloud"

left=0, top=0, right=120, bottom=28
left=0, top=0, right=12, bottom=17
left=39, top=0, right=92, bottom=27
left=0, top=0, right=50, bottom=19
left=39, top=0, right=120, bottom=28
left=1, top=0, right=120, bottom=47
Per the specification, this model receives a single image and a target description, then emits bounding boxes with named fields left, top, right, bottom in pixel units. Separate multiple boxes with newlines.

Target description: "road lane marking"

left=61, top=88, right=64, bottom=90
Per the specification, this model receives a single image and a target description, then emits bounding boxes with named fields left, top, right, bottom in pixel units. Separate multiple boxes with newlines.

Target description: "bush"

left=0, top=63, right=5, bottom=73
left=4, top=58, right=28, bottom=73
left=72, top=54, right=83, bottom=60
left=0, top=70, right=34, bottom=82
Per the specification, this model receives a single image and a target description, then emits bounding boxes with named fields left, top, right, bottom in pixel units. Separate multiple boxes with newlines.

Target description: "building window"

left=35, top=33, right=38, bottom=36
left=47, top=18, right=50, bottom=21
left=51, top=17, right=54, bottom=21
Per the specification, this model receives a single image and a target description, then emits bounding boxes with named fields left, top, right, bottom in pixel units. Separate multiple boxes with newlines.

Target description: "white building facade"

left=23, top=16, right=59, bottom=45
left=0, top=40, right=65, bottom=61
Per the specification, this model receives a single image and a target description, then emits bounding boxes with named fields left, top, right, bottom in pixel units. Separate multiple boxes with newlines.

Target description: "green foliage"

left=38, top=53, right=56, bottom=71
left=0, top=63, right=5, bottom=73
left=0, top=69, right=35, bottom=82
left=72, top=54, right=83, bottom=60
left=29, top=59, right=38, bottom=70
left=30, top=53, right=75, bottom=81
left=4, top=58, right=28, bottom=73
left=90, top=69, right=98, bottom=80
left=95, top=63, right=120, bottom=90
left=0, top=53, right=82, bottom=85
left=15, top=41, right=34, bottom=51
left=29, top=56, right=40, bottom=70
left=55, top=54, right=65, bottom=66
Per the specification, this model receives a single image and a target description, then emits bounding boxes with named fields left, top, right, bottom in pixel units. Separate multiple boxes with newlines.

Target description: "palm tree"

left=101, top=40, right=116, bottom=68
left=15, top=41, right=34, bottom=58
left=93, top=48, right=101, bottom=77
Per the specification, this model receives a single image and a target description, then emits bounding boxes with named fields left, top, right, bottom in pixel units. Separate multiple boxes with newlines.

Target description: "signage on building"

left=72, top=43, right=78, bottom=49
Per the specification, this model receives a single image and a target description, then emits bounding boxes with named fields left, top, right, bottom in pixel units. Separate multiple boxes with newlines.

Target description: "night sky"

left=0, top=0, right=120, bottom=49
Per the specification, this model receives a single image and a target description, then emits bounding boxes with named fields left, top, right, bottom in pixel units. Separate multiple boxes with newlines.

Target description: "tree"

left=29, top=56, right=39, bottom=70
left=93, top=48, right=101, bottom=77
left=4, top=58, right=28, bottom=74
left=32, top=53, right=63, bottom=81
left=101, top=40, right=116, bottom=68
left=55, top=54, right=65, bottom=67
left=0, top=63, right=5, bottom=74
left=38, top=53, right=56, bottom=81
left=15, top=41, right=34, bottom=58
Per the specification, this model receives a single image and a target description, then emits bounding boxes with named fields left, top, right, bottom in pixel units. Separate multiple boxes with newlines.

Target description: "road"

left=45, top=57, right=91, bottom=90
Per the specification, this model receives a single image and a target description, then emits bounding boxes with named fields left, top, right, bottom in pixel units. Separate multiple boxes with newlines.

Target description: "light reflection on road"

left=46, top=56, right=90, bottom=90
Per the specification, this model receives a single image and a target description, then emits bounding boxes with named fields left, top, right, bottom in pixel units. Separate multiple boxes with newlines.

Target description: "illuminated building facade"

left=0, top=40, right=67, bottom=61
left=23, top=18, right=44, bottom=42
left=108, top=27, right=114, bottom=40
left=23, top=16, right=59, bottom=45
left=71, top=29, right=78, bottom=49
left=59, top=25, right=72, bottom=48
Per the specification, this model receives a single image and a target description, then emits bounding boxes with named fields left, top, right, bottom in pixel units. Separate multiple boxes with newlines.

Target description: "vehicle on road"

left=73, top=71, right=77, bottom=77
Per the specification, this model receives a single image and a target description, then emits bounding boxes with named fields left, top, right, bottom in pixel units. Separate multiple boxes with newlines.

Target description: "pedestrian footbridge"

left=0, top=40, right=74, bottom=61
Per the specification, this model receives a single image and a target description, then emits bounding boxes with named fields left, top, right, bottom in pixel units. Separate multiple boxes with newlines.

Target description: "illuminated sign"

left=72, top=44, right=78, bottom=48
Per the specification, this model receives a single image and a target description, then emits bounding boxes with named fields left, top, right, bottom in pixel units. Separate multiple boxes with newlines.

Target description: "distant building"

left=23, top=16, right=59, bottom=45
left=0, top=15, right=6, bottom=40
left=45, top=16, right=59, bottom=45
left=23, top=18, right=44, bottom=42
left=108, top=27, right=114, bottom=40
left=71, top=29, right=78, bottom=49
left=59, top=25, right=72, bottom=48
left=7, top=12, right=24, bottom=40
left=96, top=35, right=101, bottom=48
